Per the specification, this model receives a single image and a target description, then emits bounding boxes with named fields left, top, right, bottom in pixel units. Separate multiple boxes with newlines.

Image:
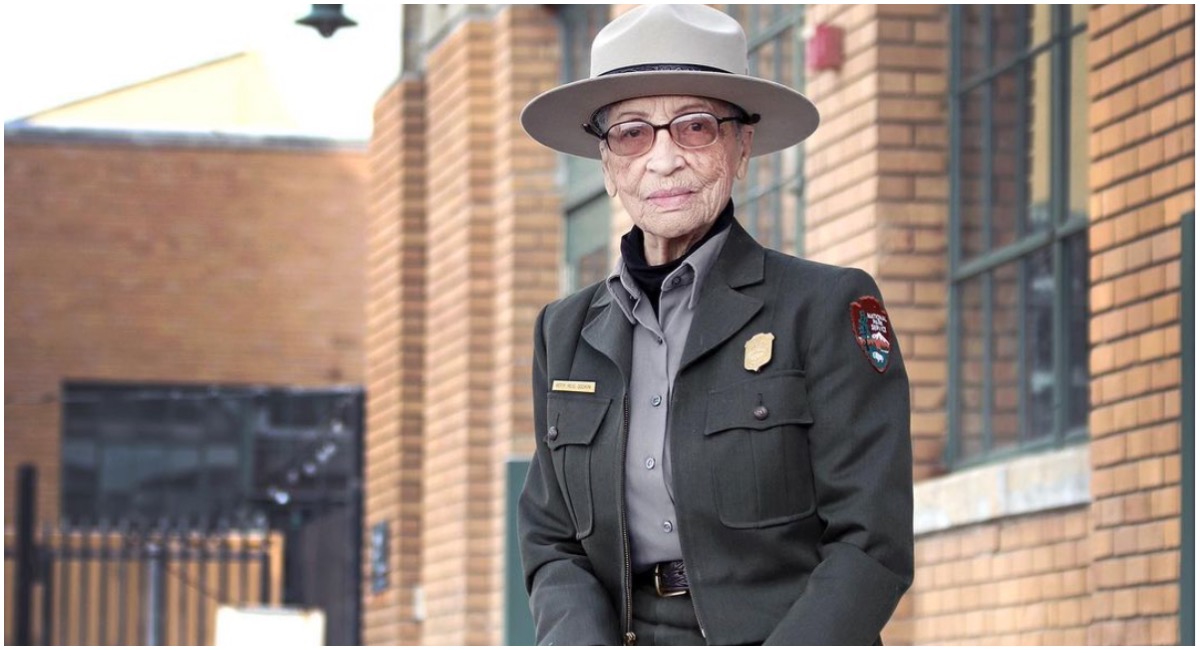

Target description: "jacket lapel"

left=581, top=286, right=634, bottom=381
left=679, top=221, right=765, bottom=373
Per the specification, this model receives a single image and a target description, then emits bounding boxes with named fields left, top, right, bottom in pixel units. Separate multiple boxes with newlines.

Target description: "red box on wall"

left=807, top=24, right=844, bottom=72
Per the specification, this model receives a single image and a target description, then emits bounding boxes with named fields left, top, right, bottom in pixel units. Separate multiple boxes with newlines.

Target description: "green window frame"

left=723, top=5, right=808, bottom=255
left=947, top=6, right=1090, bottom=466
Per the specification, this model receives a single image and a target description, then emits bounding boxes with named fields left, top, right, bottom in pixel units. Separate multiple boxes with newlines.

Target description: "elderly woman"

left=518, top=5, right=913, bottom=646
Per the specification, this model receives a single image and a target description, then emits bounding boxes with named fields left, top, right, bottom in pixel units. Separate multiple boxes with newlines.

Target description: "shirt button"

left=662, top=520, right=674, bottom=533
left=650, top=395, right=662, bottom=407
left=645, top=457, right=656, bottom=470
left=656, top=337, right=664, bottom=345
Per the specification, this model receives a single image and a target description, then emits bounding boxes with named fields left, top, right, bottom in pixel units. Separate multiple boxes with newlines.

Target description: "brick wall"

left=804, top=2, right=950, bottom=485
left=361, top=6, right=562, bottom=644
left=488, top=5, right=565, bottom=638
left=806, top=3, right=1192, bottom=646
left=908, top=509, right=1093, bottom=644
left=1086, top=4, right=1192, bottom=645
left=420, top=15, right=500, bottom=645
left=4, top=132, right=368, bottom=526
left=362, top=77, right=427, bottom=645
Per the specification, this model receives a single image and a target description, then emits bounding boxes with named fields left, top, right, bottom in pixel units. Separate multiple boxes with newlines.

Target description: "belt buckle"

left=654, top=562, right=688, bottom=598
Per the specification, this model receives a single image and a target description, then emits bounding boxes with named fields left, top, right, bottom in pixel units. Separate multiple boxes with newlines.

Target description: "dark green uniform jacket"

left=520, top=220, right=913, bottom=645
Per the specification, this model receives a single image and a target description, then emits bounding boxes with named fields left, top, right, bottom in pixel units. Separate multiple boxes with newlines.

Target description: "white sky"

left=1, top=3, right=404, bottom=140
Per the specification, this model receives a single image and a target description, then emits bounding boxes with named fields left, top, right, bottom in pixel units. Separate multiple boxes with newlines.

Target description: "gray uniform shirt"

left=604, top=226, right=731, bottom=572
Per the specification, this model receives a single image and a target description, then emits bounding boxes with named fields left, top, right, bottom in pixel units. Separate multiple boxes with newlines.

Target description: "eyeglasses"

left=583, top=111, right=759, bottom=157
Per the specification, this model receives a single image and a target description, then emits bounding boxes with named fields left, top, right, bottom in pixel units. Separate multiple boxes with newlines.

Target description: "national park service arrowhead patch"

left=850, top=296, right=892, bottom=373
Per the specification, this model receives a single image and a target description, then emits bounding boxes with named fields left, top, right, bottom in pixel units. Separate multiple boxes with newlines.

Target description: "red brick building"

left=363, top=4, right=1192, bottom=645
left=5, top=128, right=369, bottom=527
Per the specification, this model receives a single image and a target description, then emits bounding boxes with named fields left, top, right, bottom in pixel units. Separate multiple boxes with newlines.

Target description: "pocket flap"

left=704, top=369, right=814, bottom=435
left=546, top=393, right=611, bottom=449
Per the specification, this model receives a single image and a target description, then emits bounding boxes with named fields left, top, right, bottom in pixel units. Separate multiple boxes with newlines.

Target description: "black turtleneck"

left=619, top=200, right=735, bottom=316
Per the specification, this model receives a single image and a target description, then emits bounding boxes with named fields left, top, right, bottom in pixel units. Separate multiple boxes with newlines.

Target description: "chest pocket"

left=704, top=369, right=816, bottom=529
left=546, top=393, right=611, bottom=539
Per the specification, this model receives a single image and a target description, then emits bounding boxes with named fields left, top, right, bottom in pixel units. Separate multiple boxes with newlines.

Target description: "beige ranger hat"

left=521, top=4, right=820, bottom=160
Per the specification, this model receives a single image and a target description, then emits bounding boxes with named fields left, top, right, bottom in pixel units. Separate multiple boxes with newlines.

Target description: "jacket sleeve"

left=764, top=267, right=914, bottom=645
left=519, top=305, right=621, bottom=645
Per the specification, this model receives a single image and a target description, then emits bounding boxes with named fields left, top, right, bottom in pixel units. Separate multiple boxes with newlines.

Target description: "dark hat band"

left=599, top=63, right=732, bottom=76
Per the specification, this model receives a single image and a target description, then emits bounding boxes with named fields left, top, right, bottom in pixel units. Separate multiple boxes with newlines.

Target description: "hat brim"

left=520, top=71, right=820, bottom=159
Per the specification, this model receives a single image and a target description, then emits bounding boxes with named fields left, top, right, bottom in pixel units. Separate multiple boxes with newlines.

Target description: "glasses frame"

left=582, top=111, right=760, bottom=157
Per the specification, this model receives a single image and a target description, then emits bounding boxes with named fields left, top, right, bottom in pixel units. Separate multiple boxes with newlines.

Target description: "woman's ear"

left=600, top=147, right=618, bottom=197
left=736, top=127, right=755, bottom=180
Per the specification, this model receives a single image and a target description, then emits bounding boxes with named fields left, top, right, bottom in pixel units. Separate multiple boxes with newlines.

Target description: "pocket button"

left=752, top=406, right=769, bottom=421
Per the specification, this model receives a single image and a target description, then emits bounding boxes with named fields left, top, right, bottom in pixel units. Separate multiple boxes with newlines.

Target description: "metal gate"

left=6, top=466, right=280, bottom=646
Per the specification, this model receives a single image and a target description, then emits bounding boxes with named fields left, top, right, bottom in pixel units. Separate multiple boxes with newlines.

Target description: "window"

left=722, top=5, right=808, bottom=254
left=61, top=382, right=362, bottom=522
left=948, top=6, right=1090, bottom=465
left=559, top=5, right=611, bottom=293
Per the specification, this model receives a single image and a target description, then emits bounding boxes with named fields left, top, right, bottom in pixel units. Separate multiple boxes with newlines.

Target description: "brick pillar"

left=420, top=16, right=500, bottom=645
left=805, top=4, right=950, bottom=481
left=488, top=4, right=564, bottom=639
left=804, top=5, right=951, bottom=644
left=363, top=77, right=427, bottom=646
left=1086, top=4, right=1193, bottom=645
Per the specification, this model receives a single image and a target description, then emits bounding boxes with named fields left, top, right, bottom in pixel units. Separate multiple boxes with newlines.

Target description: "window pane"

left=565, top=195, right=611, bottom=292
left=992, top=5, right=1031, bottom=66
left=959, top=85, right=987, bottom=260
left=1064, top=233, right=1090, bottom=435
left=1025, top=52, right=1053, bottom=234
left=560, top=5, right=608, bottom=82
left=956, top=276, right=986, bottom=459
left=1029, top=5, right=1053, bottom=48
left=62, top=383, right=361, bottom=520
left=1021, top=245, right=1055, bottom=442
left=960, top=6, right=989, bottom=81
left=730, top=4, right=803, bottom=254
left=991, top=63, right=1030, bottom=250
left=992, top=261, right=1022, bottom=453
left=1068, top=31, right=1090, bottom=224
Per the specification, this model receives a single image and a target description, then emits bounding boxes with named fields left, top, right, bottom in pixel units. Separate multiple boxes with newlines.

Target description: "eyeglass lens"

left=606, top=113, right=723, bottom=156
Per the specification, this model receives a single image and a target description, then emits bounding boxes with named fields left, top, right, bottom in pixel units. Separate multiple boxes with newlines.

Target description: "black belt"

left=635, top=560, right=689, bottom=597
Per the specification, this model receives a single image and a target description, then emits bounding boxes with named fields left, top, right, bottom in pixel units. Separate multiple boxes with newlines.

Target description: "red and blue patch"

left=850, top=296, right=892, bottom=373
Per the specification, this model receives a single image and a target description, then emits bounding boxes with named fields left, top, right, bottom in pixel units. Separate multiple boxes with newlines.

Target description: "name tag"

left=552, top=380, right=596, bottom=394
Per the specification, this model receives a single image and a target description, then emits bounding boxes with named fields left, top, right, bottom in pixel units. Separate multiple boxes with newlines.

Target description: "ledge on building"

left=913, top=444, right=1090, bottom=536
left=3, top=121, right=367, bottom=153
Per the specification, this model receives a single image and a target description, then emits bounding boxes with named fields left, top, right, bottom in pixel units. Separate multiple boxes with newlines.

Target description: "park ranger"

left=519, top=5, right=914, bottom=645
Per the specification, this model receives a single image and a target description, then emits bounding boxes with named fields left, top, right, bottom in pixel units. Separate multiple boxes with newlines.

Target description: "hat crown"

left=589, top=5, right=748, bottom=77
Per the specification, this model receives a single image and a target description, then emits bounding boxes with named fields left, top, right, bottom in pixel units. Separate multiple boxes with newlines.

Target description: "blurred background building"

left=4, top=3, right=1194, bottom=646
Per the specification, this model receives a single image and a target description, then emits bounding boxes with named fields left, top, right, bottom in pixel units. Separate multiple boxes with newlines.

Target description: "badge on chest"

left=743, top=332, right=775, bottom=372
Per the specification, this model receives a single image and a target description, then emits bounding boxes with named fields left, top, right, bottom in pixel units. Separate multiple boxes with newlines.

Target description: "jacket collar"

left=581, top=219, right=765, bottom=377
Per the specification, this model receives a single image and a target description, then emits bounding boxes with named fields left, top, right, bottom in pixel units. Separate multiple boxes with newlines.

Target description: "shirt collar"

left=605, top=224, right=732, bottom=323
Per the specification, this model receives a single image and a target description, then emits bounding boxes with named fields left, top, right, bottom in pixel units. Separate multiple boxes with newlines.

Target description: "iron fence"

left=5, top=466, right=280, bottom=646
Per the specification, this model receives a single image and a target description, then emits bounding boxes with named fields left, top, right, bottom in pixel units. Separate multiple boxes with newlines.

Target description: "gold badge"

left=744, top=333, right=775, bottom=372
left=552, top=380, right=596, bottom=394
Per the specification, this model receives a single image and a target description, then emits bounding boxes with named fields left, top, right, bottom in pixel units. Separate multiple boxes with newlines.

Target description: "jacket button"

left=547, top=426, right=559, bottom=442
left=753, top=406, right=769, bottom=420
